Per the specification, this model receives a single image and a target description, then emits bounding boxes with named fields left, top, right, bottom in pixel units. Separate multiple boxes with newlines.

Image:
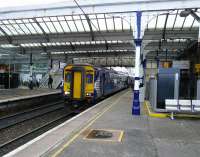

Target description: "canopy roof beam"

left=162, top=13, right=169, bottom=40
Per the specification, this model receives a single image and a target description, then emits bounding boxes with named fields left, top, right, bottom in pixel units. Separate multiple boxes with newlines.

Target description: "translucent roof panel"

left=183, top=15, right=195, bottom=28
left=59, top=21, right=71, bottom=32
left=18, top=24, right=31, bottom=34
left=106, top=18, right=114, bottom=30
left=97, top=17, right=107, bottom=31
left=81, top=20, right=90, bottom=31
left=67, top=20, right=78, bottom=32
left=0, top=25, right=13, bottom=35
left=37, top=21, right=50, bottom=33
left=90, top=17, right=100, bottom=31
left=122, top=15, right=132, bottom=30
left=30, top=22, right=43, bottom=34
left=157, top=14, right=167, bottom=29
left=193, top=19, right=199, bottom=28
left=166, top=14, right=176, bottom=28
left=0, top=12, right=133, bottom=37
left=52, top=21, right=64, bottom=33
left=24, top=23, right=37, bottom=34
left=114, top=17, right=122, bottom=30
left=45, top=22, right=57, bottom=33
left=74, top=20, right=85, bottom=32
left=147, top=15, right=157, bottom=29
left=174, top=15, right=185, bottom=28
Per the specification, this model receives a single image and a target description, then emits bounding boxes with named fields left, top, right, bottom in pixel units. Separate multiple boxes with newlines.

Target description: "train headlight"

left=65, top=91, right=70, bottom=95
left=86, top=93, right=93, bottom=96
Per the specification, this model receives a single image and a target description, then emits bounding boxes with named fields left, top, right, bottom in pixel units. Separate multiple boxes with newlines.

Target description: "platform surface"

left=0, top=88, right=60, bottom=103
left=5, top=89, right=200, bottom=157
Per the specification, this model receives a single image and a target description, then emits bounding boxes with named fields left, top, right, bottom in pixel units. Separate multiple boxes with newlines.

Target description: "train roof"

left=64, top=64, right=129, bottom=76
left=65, top=63, right=93, bottom=67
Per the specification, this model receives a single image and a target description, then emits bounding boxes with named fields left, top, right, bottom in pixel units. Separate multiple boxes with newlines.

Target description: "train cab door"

left=73, top=71, right=82, bottom=99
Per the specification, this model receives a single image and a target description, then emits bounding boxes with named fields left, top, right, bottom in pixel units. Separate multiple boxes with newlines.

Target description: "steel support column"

left=132, top=11, right=142, bottom=115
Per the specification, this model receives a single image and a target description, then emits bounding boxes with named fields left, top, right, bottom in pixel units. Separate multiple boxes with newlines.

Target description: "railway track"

left=0, top=101, right=90, bottom=156
left=0, top=112, right=76, bottom=155
left=0, top=101, right=64, bottom=130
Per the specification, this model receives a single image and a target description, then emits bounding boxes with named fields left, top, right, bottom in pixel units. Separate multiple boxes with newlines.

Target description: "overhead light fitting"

left=180, top=9, right=191, bottom=17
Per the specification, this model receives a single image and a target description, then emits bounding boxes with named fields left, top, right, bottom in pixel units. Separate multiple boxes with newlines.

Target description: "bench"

left=165, top=99, right=200, bottom=119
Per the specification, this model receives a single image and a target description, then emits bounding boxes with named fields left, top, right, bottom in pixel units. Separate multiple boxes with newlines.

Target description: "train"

left=62, top=64, right=132, bottom=106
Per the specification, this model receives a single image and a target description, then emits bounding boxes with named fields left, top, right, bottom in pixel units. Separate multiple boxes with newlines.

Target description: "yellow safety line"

left=51, top=91, right=127, bottom=157
left=144, top=101, right=169, bottom=118
left=118, top=131, right=124, bottom=142
left=144, top=101, right=200, bottom=119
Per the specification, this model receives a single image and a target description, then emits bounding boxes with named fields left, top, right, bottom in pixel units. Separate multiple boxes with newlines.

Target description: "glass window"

left=65, top=73, right=71, bottom=82
left=86, top=74, right=93, bottom=84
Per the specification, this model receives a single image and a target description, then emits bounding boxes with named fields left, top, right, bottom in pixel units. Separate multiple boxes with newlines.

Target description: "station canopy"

left=0, top=0, right=199, bottom=66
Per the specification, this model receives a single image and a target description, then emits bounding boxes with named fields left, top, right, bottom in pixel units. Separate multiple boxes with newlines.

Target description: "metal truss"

left=0, top=7, right=199, bottom=64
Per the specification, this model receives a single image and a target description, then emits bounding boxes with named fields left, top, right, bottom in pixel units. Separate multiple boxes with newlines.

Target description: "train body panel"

left=63, top=64, right=131, bottom=105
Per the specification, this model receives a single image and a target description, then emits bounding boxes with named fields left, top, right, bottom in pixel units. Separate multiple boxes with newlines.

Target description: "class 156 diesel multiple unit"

left=62, top=64, right=132, bottom=106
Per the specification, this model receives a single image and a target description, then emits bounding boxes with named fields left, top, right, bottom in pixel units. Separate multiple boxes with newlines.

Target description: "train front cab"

left=63, top=65, right=95, bottom=106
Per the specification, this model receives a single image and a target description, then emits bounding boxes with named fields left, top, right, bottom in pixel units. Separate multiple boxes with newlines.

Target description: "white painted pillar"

left=132, top=11, right=142, bottom=115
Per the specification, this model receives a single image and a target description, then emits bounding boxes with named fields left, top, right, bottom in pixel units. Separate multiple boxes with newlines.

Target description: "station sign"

left=172, top=60, right=190, bottom=69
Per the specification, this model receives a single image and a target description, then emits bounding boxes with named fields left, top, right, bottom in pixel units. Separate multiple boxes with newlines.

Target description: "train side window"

left=86, top=74, right=93, bottom=84
left=65, top=73, right=71, bottom=82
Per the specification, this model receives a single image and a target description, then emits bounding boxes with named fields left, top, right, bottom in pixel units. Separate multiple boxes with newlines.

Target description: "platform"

left=4, top=89, right=200, bottom=157
left=0, top=88, right=60, bottom=103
